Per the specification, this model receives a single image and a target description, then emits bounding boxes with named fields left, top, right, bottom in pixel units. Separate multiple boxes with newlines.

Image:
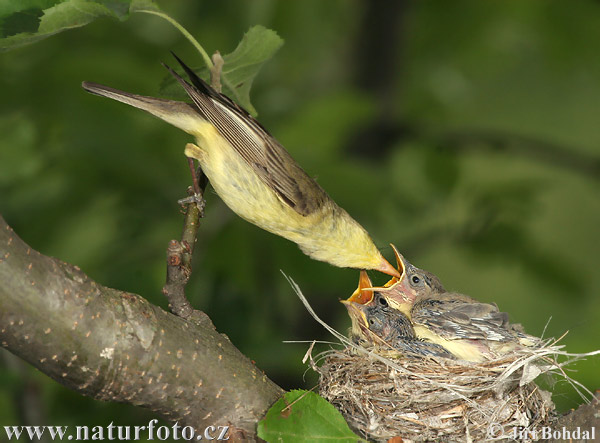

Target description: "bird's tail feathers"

left=81, top=81, right=201, bottom=134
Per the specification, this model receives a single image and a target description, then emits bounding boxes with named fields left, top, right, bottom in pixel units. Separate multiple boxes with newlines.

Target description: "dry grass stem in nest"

left=284, top=275, right=600, bottom=442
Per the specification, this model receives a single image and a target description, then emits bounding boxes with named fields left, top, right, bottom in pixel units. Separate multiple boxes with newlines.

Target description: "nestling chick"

left=342, top=271, right=454, bottom=359
left=361, top=246, right=540, bottom=362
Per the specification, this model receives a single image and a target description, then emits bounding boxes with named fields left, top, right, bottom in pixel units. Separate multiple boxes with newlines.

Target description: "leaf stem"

left=135, top=9, right=213, bottom=70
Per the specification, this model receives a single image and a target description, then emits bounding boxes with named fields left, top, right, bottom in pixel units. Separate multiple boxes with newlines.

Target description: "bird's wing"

left=389, top=314, right=417, bottom=338
left=394, top=339, right=455, bottom=359
left=166, top=55, right=328, bottom=216
left=412, top=296, right=515, bottom=342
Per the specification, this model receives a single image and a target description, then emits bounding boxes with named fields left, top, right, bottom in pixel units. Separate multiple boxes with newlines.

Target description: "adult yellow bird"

left=355, top=246, right=539, bottom=362
left=342, top=271, right=454, bottom=358
left=82, top=55, right=398, bottom=277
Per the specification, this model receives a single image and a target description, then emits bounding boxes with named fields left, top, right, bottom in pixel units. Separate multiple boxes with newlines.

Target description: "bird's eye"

left=411, top=275, right=421, bottom=285
left=369, top=318, right=375, bottom=325
left=377, top=295, right=388, bottom=306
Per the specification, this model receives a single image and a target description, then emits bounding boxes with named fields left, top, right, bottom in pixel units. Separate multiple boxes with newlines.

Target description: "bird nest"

left=286, top=278, right=597, bottom=442
left=313, top=345, right=558, bottom=442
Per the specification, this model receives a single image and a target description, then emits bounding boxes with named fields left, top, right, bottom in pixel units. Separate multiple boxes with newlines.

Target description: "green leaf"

left=257, top=390, right=366, bottom=443
left=0, top=0, right=160, bottom=52
left=1, top=2, right=279, bottom=114
left=220, top=25, right=283, bottom=115
left=129, top=0, right=161, bottom=14
left=160, top=25, right=284, bottom=115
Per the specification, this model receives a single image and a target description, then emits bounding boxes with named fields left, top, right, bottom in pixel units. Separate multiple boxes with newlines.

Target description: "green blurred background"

left=1, top=0, right=599, bottom=436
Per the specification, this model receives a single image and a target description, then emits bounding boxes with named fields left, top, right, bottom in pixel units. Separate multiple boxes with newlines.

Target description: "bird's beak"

left=378, top=245, right=417, bottom=304
left=344, top=270, right=374, bottom=305
left=382, top=243, right=406, bottom=288
left=340, top=298, right=369, bottom=331
left=377, top=255, right=402, bottom=278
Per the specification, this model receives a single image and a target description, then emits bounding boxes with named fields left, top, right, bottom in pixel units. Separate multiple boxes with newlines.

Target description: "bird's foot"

left=179, top=153, right=208, bottom=216
left=178, top=191, right=206, bottom=216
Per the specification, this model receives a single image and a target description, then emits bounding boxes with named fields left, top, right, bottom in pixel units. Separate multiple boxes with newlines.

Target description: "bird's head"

left=374, top=244, right=445, bottom=305
left=360, top=293, right=395, bottom=336
left=342, top=270, right=377, bottom=340
left=342, top=291, right=393, bottom=345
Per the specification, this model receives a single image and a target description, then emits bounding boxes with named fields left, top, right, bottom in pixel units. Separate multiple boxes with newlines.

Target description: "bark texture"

left=0, top=215, right=283, bottom=441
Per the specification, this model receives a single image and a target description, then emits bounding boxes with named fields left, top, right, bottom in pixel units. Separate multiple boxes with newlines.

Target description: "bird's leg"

left=162, top=145, right=212, bottom=325
left=178, top=145, right=208, bottom=216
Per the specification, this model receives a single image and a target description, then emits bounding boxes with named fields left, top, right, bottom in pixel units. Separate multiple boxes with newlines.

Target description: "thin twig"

left=161, top=53, right=225, bottom=320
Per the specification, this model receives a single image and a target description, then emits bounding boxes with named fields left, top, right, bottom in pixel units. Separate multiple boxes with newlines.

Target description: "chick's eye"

left=376, top=295, right=388, bottom=306
left=411, top=275, right=421, bottom=285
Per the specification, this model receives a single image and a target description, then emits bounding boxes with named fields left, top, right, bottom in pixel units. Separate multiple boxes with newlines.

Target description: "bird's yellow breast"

left=189, top=123, right=295, bottom=227
left=186, top=122, right=383, bottom=270
left=413, top=325, right=487, bottom=362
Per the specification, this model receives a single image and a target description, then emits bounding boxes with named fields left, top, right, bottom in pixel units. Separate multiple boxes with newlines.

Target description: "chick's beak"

left=345, top=270, right=374, bottom=304
left=381, top=244, right=405, bottom=287
left=372, top=245, right=415, bottom=305
left=341, top=299, right=369, bottom=334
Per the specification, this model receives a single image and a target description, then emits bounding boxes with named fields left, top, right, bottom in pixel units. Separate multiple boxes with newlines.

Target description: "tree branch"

left=0, top=215, right=283, bottom=441
left=548, top=391, right=600, bottom=442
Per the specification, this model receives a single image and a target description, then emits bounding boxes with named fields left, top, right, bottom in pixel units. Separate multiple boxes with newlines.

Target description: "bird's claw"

left=178, top=193, right=206, bottom=216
